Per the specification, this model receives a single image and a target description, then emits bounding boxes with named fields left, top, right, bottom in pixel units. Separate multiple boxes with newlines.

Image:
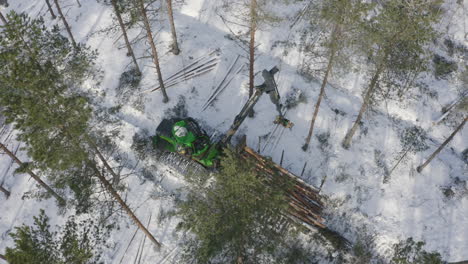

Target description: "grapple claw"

left=274, top=116, right=294, bottom=128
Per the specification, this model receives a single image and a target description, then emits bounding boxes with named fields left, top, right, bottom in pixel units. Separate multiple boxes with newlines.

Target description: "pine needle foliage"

left=391, top=238, right=443, bottom=264
left=342, top=0, right=442, bottom=148
left=0, top=12, right=96, bottom=211
left=314, top=0, right=372, bottom=67
left=0, top=12, right=95, bottom=170
left=176, top=148, right=292, bottom=264
left=362, top=0, right=442, bottom=101
left=5, top=210, right=109, bottom=264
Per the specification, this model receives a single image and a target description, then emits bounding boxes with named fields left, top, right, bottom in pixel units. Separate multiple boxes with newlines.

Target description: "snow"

left=1, top=0, right=467, bottom=263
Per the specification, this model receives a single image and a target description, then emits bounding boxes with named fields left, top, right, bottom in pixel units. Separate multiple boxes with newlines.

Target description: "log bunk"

left=239, top=146, right=325, bottom=229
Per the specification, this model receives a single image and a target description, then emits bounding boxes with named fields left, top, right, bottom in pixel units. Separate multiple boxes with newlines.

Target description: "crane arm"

left=220, top=66, right=291, bottom=145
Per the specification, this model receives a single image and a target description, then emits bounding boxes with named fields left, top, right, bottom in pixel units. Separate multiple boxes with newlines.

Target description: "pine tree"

left=391, top=237, right=443, bottom=264
left=342, top=0, right=442, bottom=149
left=5, top=210, right=109, bottom=264
left=0, top=12, right=94, bottom=207
left=0, top=12, right=161, bottom=247
left=176, top=148, right=292, bottom=263
left=302, top=0, right=371, bottom=151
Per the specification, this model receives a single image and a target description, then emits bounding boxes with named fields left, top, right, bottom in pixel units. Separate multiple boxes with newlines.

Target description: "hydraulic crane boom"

left=220, top=66, right=292, bottom=145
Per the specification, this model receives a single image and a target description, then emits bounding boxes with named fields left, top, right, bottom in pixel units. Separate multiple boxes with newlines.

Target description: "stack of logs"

left=240, top=146, right=325, bottom=229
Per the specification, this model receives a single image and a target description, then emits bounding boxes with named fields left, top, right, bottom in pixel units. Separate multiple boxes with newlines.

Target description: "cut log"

left=239, top=146, right=325, bottom=229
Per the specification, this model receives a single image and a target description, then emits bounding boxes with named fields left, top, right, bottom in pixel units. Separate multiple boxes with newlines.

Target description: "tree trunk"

left=85, top=135, right=121, bottom=185
left=302, top=25, right=340, bottom=151
left=138, top=0, right=169, bottom=103
left=61, top=130, right=161, bottom=248
left=166, top=0, right=180, bottom=55
left=417, top=116, right=467, bottom=173
left=0, top=11, right=7, bottom=25
left=110, top=0, right=141, bottom=75
left=52, top=0, right=77, bottom=48
left=248, top=0, right=257, bottom=118
left=45, top=0, right=57, bottom=19
left=0, top=143, right=66, bottom=205
left=0, top=185, right=10, bottom=198
left=89, top=161, right=162, bottom=248
left=342, top=66, right=384, bottom=149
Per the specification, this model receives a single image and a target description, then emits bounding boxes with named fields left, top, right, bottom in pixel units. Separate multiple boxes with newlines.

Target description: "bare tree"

left=302, top=0, right=368, bottom=151
left=417, top=116, right=467, bottom=173
left=248, top=0, right=257, bottom=110
left=0, top=142, right=65, bottom=205
left=342, top=65, right=385, bottom=149
left=110, top=0, right=141, bottom=75
left=166, top=0, right=180, bottom=55
left=0, top=184, right=10, bottom=198
left=52, top=0, right=77, bottom=48
left=303, top=23, right=340, bottom=151
left=137, top=0, right=169, bottom=103
left=0, top=12, right=161, bottom=248
left=45, top=0, right=57, bottom=19
left=0, top=11, right=7, bottom=24
left=219, top=0, right=280, bottom=117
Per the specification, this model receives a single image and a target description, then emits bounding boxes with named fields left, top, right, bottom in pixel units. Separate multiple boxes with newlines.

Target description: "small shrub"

left=433, top=54, right=457, bottom=80
left=316, top=132, right=330, bottom=152
left=278, top=240, right=318, bottom=264
left=398, top=126, right=429, bottom=153
left=462, top=148, right=468, bottom=164
left=117, top=67, right=141, bottom=92
left=440, top=186, right=455, bottom=200
left=140, top=167, right=156, bottom=182
left=336, top=165, right=351, bottom=183
left=318, top=228, right=350, bottom=251
left=164, top=95, right=188, bottom=118
left=131, top=130, right=154, bottom=160
left=352, top=240, right=373, bottom=264
left=284, top=88, right=307, bottom=109
left=374, top=150, right=390, bottom=183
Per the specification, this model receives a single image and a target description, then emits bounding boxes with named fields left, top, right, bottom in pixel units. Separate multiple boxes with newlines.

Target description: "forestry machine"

left=151, top=67, right=326, bottom=229
left=151, top=66, right=293, bottom=168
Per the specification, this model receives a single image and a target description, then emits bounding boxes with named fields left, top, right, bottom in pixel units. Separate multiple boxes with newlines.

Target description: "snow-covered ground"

left=1, top=0, right=467, bottom=263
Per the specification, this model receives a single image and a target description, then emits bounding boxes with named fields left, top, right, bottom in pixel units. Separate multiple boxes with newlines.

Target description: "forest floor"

left=1, top=0, right=467, bottom=263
